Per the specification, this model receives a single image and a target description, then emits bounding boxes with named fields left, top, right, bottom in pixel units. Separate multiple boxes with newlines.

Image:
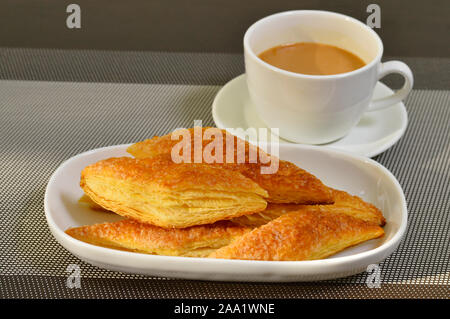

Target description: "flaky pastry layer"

left=127, top=127, right=333, bottom=205
left=81, top=157, right=268, bottom=228
left=232, top=188, right=386, bottom=227
left=210, top=210, right=384, bottom=261
left=66, top=219, right=251, bottom=257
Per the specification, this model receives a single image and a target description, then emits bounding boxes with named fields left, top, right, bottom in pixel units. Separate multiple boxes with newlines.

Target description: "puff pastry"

left=232, top=188, right=385, bottom=227
left=210, top=210, right=384, bottom=261
left=66, top=219, right=251, bottom=257
left=127, top=127, right=333, bottom=204
left=78, top=194, right=112, bottom=212
left=80, top=157, right=268, bottom=228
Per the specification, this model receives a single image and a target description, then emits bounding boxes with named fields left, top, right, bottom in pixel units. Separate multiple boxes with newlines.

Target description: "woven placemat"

left=1, top=47, right=449, bottom=89
left=1, top=79, right=448, bottom=298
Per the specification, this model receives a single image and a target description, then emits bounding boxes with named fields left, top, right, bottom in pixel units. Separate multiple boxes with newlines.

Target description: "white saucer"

left=212, top=74, right=408, bottom=157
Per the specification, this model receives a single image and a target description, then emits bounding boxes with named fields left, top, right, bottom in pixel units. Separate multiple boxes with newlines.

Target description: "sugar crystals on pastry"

left=66, top=219, right=251, bottom=257
left=127, top=127, right=333, bottom=205
left=323, top=188, right=385, bottom=225
left=210, top=209, right=384, bottom=261
left=80, top=156, right=268, bottom=228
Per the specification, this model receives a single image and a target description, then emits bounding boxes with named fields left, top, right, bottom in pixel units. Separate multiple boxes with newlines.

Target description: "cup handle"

left=367, top=61, right=414, bottom=112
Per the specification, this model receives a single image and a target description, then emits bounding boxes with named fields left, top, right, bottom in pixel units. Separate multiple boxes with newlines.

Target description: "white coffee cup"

left=244, top=10, right=414, bottom=144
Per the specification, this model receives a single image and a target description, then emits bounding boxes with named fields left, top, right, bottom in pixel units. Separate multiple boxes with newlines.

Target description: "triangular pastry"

left=66, top=219, right=251, bottom=257
left=81, top=156, right=268, bottom=228
left=127, top=127, right=333, bottom=204
left=210, top=209, right=384, bottom=261
left=232, top=188, right=386, bottom=227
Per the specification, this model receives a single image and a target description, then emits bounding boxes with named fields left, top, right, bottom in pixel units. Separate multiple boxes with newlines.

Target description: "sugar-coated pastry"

left=80, top=157, right=268, bottom=228
left=210, top=210, right=384, bottom=261
left=230, top=204, right=290, bottom=228
left=66, top=219, right=251, bottom=257
left=127, top=127, right=333, bottom=204
left=324, top=189, right=385, bottom=225
left=232, top=188, right=385, bottom=227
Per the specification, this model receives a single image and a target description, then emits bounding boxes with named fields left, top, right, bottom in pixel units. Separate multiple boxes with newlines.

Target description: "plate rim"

left=212, top=73, right=408, bottom=158
left=44, top=143, right=408, bottom=281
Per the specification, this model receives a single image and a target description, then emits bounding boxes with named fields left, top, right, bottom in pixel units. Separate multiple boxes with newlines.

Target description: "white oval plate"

left=212, top=74, right=408, bottom=158
left=45, top=144, right=407, bottom=282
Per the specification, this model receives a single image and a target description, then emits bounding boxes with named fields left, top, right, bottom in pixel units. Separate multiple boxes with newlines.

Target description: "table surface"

left=1, top=48, right=449, bottom=299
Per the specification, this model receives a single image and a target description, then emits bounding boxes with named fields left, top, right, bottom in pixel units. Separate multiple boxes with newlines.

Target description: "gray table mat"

left=1, top=47, right=449, bottom=89
left=1, top=79, right=449, bottom=298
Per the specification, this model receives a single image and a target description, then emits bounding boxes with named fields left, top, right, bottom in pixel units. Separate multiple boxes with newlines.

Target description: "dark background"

left=0, top=0, right=449, bottom=57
